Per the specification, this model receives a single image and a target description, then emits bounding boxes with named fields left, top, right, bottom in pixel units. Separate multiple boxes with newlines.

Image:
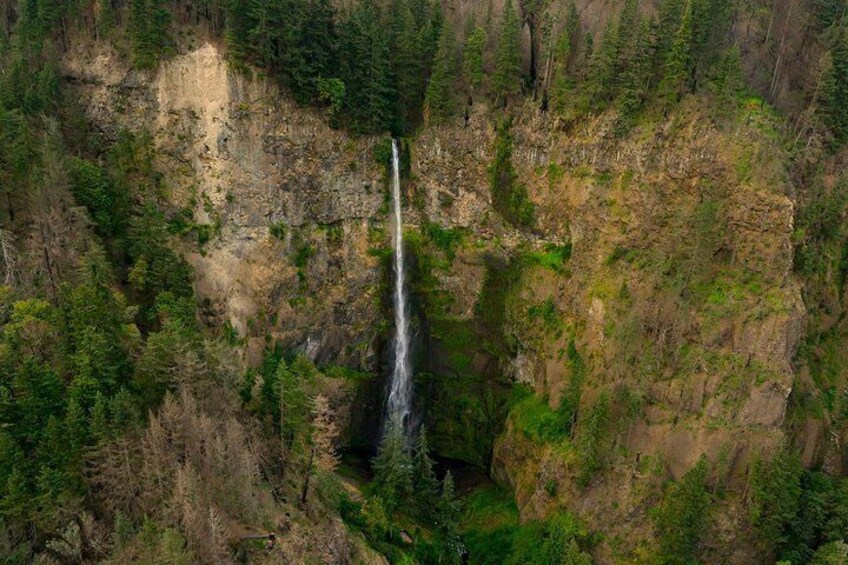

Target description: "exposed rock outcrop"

left=64, top=39, right=805, bottom=561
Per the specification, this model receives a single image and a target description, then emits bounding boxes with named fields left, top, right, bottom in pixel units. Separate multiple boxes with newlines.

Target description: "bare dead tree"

left=0, top=222, right=17, bottom=287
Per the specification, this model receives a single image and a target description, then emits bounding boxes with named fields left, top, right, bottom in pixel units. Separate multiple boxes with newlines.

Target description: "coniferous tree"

left=814, top=0, right=848, bottom=31
left=615, top=18, right=652, bottom=134
left=654, top=455, right=710, bottom=563
left=424, top=21, right=458, bottom=124
left=613, top=0, right=641, bottom=82
left=689, top=0, right=732, bottom=88
left=129, top=0, right=171, bottom=69
left=549, top=2, right=579, bottom=113
left=493, top=0, right=522, bottom=104
left=285, top=0, right=339, bottom=104
left=824, top=30, right=848, bottom=147
left=411, top=425, right=440, bottom=516
left=654, top=0, right=685, bottom=69
left=423, top=0, right=444, bottom=67
left=371, top=423, right=413, bottom=513
left=749, top=447, right=804, bottom=554
left=436, top=470, right=463, bottom=565
left=391, top=0, right=425, bottom=128
left=338, top=0, right=396, bottom=133
left=463, top=26, right=487, bottom=91
left=578, top=31, right=594, bottom=82
left=275, top=358, right=310, bottom=458
left=224, top=0, right=252, bottom=67
left=247, top=0, right=277, bottom=70
left=301, top=393, right=339, bottom=505
left=658, top=0, right=694, bottom=105
left=310, top=394, right=339, bottom=473
left=712, top=45, right=745, bottom=116
left=90, top=392, right=110, bottom=443
left=585, top=18, right=619, bottom=108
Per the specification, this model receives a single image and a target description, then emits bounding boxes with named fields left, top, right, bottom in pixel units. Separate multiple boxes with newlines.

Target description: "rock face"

left=414, top=102, right=803, bottom=559
left=64, top=41, right=386, bottom=368
left=64, top=39, right=805, bottom=560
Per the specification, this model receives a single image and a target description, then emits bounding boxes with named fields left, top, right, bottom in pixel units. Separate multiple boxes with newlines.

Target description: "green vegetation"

left=750, top=446, right=848, bottom=563
left=492, top=0, right=522, bottom=104
left=268, top=219, right=287, bottom=240
left=652, top=456, right=711, bottom=564
left=0, top=12, right=223, bottom=553
left=509, top=340, right=585, bottom=445
left=461, top=485, right=594, bottom=564
left=424, top=20, right=458, bottom=124
left=489, top=120, right=535, bottom=228
left=422, top=221, right=465, bottom=263
left=129, top=0, right=172, bottom=69
left=463, top=27, right=487, bottom=91
left=823, top=28, right=848, bottom=148
left=575, top=393, right=610, bottom=488
left=341, top=423, right=466, bottom=563
left=4, top=1, right=848, bottom=563
left=524, top=242, right=572, bottom=273
left=510, top=391, right=573, bottom=444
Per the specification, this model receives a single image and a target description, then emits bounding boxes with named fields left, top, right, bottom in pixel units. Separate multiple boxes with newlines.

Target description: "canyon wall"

left=63, top=37, right=807, bottom=561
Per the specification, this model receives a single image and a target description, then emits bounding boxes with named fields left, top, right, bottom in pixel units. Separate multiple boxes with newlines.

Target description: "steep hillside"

left=3, top=0, right=848, bottom=563
left=60, top=34, right=806, bottom=560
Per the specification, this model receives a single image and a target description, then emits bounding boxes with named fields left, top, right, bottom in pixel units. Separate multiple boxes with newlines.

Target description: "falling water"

left=385, top=140, right=412, bottom=439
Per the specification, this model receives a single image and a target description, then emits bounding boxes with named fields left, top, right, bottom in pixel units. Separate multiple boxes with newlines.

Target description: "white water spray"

left=385, top=140, right=413, bottom=439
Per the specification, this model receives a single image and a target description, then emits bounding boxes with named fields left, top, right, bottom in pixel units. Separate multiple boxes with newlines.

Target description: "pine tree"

left=371, top=423, right=413, bottom=512
left=615, top=18, right=652, bottom=135
left=550, top=2, right=580, bottom=113
left=436, top=470, right=463, bottom=565
left=814, top=0, right=848, bottom=31
left=90, top=391, right=110, bottom=443
left=585, top=17, right=619, bottom=108
left=824, top=31, right=848, bottom=147
left=300, top=393, right=339, bottom=505
left=658, top=0, right=694, bottom=105
left=689, top=0, right=732, bottom=88
left=750, top=447, right=803, bottom=553
left=614, top=0, right=641, bottom=83
left=712, top=45, right=745, bottom=117
left=63, top=397, right=87, bottom=468
left=412, top=425, right=440, bottom=516
left=492, top=0, right=522, bottom=104
left=129, top=0, right=171, bottom=69
left=286, top=0, right=339, bottom=104
left=391, top=0, right=425, bottom=128
left=338, top=0, right=397, bottom=133
left=654, top=0, right=685, bottom=68
left=247, top=0, right=277, bottom=70
left=463, top=26, right=487, bottom=91
left=424, top=0, right=444, bottom=68
left=224, top=0, right=252, bottom=68
left=278, top=358, right=310, bottom=458
left=579, top=31, right=594, bottom=82
left=424, top=22, right=458, bottom=124
left=654, top=455, right=711, bottom=563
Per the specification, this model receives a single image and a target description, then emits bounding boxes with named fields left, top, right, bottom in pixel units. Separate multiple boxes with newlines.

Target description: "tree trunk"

left=300, top=448, right=315, bottom=506
left=529, top=22, right=538, bottom=88
left=769, top=0, right=796, bottom=101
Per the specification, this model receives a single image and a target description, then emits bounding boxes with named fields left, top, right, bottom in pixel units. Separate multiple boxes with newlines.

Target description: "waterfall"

left=385, top=139, right=413, bottom=439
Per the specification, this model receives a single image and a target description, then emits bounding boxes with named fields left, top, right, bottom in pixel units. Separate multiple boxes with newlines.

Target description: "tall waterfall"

left=385, top=140, right=413, bottom=439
